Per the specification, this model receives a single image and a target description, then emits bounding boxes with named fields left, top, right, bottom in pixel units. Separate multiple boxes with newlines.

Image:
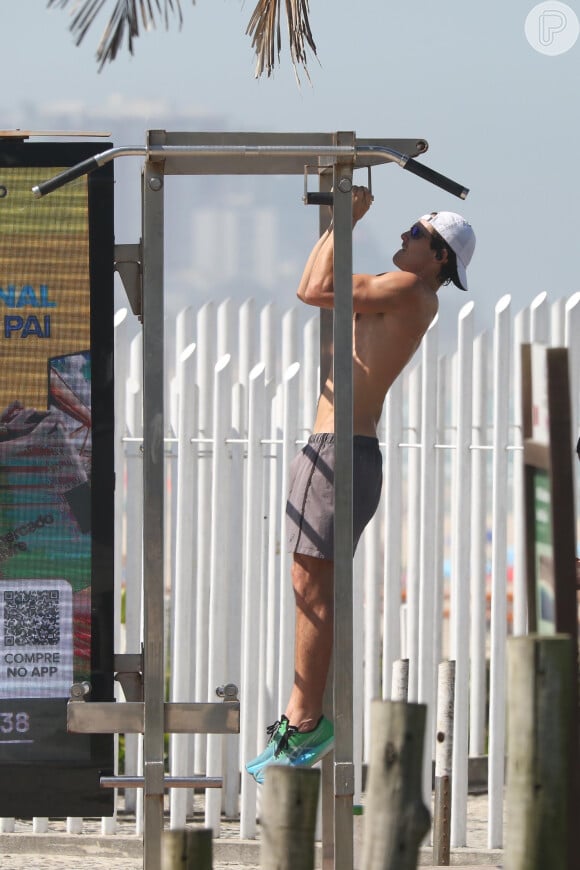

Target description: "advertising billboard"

left=0, top=140, right=114, bottom=816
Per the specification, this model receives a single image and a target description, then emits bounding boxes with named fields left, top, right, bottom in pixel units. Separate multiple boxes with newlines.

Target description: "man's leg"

left=245, top=552, right=335, bottom=782
left=285, top=553, right=334, bottom=732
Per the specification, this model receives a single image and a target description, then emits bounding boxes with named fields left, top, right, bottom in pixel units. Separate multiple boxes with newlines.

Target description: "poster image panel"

left=0, top=141, right=114, bottom=816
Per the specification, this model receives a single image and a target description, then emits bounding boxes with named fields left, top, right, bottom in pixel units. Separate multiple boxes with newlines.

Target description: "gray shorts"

left=286, top=433, right=383, bottom=560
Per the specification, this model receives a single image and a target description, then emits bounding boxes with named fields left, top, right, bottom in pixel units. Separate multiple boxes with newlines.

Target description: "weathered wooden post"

left=505, top=635, right=575, bottom=870
left=518, top=343, right=579, bottom=866
left=162, top=828, right=213, bottom=869
left=361, top=700, right=431, bottom=870
left=260, top=766, right=321, bottom=869
left=391, top=658, right=409, bottom=701
left=433, top=660, right=455, bottom=866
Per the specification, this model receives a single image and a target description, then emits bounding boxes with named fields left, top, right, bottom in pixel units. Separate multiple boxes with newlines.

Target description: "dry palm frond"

left=246, top=0, right=317, bottom=79
left=48, top=0, right=317, bottom=78
left=47, top=0, right=189, bottom=71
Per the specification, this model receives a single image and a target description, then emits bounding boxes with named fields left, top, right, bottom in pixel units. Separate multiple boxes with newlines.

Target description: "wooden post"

left=391, top=658, right=409, bottom=701
left=361, top=700, right=431, bottom=870
left=505, top=635, right=575, bottom=870
left=260, top=767, right=321, bottom=870
left=433, top=660, right=455, bottom=866
left=162, top=829, right=212, bottom=869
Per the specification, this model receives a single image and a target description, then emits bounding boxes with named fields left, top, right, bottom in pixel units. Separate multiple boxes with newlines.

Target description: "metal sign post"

left=141, top=156, right=167, bottom=869
left=521, top=343, right=578, bottom=636
left=518, top=342, right=579, bottom=867
left=331, top=135, right=355, bottom=870
left=32, top=132, right=468, bottom=870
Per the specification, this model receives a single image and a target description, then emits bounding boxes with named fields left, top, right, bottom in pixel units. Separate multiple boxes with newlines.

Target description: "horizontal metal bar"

left=397, top=442, right=523, bottom=453
left=121, top=435, right=308, bottom=447
left=33, top=137, right=434, bottom=195
left=150, top=144, right=357, bottom=159
left=100, top=776, right=223, bottom=789
left=167, top=702, right=239, bottom=733
left=122, top=436, right=523, bottom=452
left=114, top=653, right=143, bottom=672
left=67, top=701, right=240, bottom=735
left=33, top=143, right=357, bottom=196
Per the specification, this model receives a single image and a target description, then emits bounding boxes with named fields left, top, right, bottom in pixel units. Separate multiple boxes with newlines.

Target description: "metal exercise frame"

left=34, top=131, right=469, bottom=870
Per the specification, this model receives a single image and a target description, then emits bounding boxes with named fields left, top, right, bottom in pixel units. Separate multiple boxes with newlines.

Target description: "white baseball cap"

left=420, top=212, right=475, bottom=291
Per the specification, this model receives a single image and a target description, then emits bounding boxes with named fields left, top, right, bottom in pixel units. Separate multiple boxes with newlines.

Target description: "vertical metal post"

left=142, top=155, right=166, bottom=870
left=318, top=170, right=335, bottom=870
left=332, top=133, right=355, bottom=870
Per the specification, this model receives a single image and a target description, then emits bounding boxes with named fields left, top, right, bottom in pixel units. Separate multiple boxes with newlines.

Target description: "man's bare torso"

left=313, top=304, right=436, bottom=437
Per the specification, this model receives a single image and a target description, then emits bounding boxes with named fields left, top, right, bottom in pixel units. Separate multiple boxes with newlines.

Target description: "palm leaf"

left=48, top=0, right=317, bottom=78
left=246, top=0, right=317, bottom=79
left=47, top=0, right=188, bottom=71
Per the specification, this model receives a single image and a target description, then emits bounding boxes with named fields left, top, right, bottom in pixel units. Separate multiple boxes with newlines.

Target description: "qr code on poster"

left=3, top=590, right=60, bottom=646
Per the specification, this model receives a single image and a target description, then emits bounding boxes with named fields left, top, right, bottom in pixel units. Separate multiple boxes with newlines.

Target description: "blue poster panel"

left=0, top=141, right=114, bottom=816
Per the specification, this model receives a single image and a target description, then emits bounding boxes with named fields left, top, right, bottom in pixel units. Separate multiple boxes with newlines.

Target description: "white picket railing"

left=2, top=290, right=579, bottom=850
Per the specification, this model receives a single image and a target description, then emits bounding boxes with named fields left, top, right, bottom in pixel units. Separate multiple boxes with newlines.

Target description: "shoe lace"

left=274, top=722, right=299, bottom=758
left=266, top=717, right=284, bottom=740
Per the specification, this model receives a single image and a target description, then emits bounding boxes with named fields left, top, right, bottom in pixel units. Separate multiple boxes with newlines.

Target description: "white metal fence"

left=3, top=290, right=579, bottom=849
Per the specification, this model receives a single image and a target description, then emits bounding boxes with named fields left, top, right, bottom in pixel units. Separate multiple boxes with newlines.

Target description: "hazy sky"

left=3, top=0, right=580, bottom=334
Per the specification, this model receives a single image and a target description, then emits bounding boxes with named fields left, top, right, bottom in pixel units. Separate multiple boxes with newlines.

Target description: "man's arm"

left=297, top=186, right=428, bottom=315
left=296, top=225, right=333, bottom=303
left=297, top=186, right=373, bottom=306
left=303, top=265, right=427, bottom=314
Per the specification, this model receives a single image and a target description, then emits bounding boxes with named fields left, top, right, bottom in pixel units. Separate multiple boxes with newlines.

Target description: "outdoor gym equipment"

left=34, top=130, right=469, bottom=870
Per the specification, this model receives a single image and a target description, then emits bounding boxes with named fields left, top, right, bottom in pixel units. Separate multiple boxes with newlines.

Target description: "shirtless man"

left=247, top=187, right=476, bottom=782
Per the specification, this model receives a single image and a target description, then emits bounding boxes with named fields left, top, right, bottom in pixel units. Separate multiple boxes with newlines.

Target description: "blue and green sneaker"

left=246, top=715, right=334, bottom=784
left=245, top=716, right=291, bottom=776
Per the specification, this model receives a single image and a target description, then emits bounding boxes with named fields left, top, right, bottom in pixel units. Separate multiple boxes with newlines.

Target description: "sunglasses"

left=409, top=223, right=428, bottom=240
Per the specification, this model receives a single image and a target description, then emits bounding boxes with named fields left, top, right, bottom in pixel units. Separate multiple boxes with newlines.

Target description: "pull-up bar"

left=32, top=141, right=468, bottom=199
